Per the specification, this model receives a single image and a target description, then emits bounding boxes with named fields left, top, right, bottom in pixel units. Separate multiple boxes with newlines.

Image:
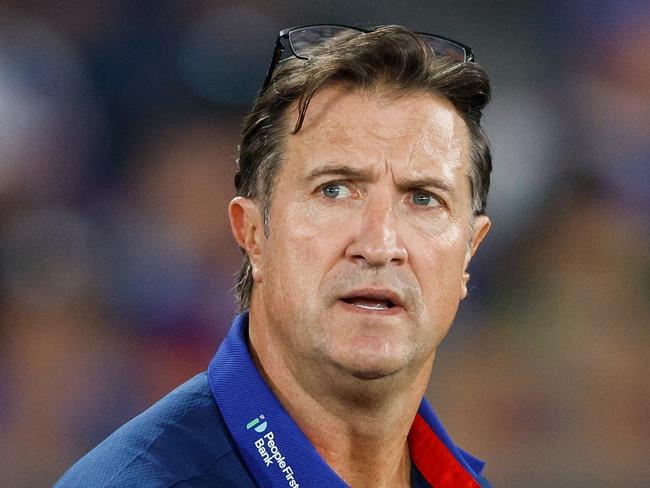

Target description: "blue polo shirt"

left=55, top=373, right=443, bottom=487
left=56, top=314, right=491, bottom=487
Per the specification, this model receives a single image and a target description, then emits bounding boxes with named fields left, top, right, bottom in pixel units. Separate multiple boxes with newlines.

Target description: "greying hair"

left=233, top=25, right=492, bottom=309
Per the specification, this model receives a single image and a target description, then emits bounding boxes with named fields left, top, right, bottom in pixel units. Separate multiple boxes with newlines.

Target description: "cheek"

left=262, top=201, right=353, bottom=330
left=282, top=202, right=330, bottom=261
left=265, top=201, right=348, bottom=287
left=408, top=228, right=468, bottom=312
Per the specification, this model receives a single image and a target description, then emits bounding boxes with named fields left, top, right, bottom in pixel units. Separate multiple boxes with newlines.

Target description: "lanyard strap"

left=208, top=313, right=483, bottom=488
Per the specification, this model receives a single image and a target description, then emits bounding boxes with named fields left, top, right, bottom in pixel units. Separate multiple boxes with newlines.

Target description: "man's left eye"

left=321, top=183, right=352, bottom=199
left=411, top=191, right=440, bottom=207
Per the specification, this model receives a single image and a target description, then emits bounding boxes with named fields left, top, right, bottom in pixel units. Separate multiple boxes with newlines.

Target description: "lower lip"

left=337, top=299, right=404, bottom=316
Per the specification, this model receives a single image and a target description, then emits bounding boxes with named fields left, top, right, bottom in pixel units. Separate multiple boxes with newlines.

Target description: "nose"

left=345, top=196, right=408, bottom=267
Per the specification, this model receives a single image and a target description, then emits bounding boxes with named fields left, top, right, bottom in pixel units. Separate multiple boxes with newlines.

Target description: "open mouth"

left=340, top=297, right=396, bottom=310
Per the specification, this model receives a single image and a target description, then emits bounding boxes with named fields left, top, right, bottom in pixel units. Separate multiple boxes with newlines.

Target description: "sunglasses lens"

left=420, top=35, right=468, bottom=62
left=263, top=26, right=471, bottom=92
left=289, top=26, right=469, bottom=62
left=288, top=26, right=360, bottom=58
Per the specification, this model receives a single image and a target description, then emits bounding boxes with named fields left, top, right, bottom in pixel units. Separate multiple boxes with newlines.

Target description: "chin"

left=317, top=327, right=425, bottom=381
left=332, top=348, right=410, bottom=381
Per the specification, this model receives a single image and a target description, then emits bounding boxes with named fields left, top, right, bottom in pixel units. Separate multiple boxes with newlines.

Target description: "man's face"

left=240, top=86, right=489, bottom=380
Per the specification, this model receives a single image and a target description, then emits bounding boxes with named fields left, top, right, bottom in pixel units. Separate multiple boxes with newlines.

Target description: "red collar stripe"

left=409, top=413, right=481, bottom=488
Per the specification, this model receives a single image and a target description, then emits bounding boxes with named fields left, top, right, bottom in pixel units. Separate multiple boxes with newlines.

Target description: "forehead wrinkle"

left=309, top=87, right=420, bottom=143
left=289, top=86, right=472, bottom=194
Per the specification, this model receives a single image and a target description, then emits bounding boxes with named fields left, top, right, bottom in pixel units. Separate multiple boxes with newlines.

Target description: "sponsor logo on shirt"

left=247, top=415, right=300, bottom=487
left=246, top=415, right=268, bottom=433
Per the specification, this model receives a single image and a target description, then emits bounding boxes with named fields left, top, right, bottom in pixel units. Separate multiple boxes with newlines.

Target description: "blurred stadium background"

left=0, top=1, right=648, bottom=486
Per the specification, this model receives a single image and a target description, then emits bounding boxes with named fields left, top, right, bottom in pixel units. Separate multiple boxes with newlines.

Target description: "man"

left=57, top=24, right=493, bottom=487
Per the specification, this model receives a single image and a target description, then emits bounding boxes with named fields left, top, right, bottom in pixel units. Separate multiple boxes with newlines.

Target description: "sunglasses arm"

left=261, top=39, right=285, bottom=92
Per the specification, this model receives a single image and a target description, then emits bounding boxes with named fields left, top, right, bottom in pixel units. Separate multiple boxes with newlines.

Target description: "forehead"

left=282, top=86, right=471, bottom=178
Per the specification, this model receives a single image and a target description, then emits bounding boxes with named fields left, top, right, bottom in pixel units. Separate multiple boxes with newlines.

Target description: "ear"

left=461, top=214, right=491, bottom=299
left=228, top=196, right=266, bottom=282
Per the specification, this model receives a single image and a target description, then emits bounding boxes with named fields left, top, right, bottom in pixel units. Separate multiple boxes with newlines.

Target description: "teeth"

left=342, top=297, right=395, bottom=310
left=354, top=302, right=388, bottom=310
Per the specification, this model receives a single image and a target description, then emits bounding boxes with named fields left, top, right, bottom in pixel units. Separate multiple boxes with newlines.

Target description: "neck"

left=248, top=308, right=434, bottom=488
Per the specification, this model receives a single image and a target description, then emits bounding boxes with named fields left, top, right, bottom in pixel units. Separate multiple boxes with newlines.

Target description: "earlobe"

left=460, top=271, right=470, bottom=300
left=228, top=196, right=265, bottom=282
left=460, top=214, right=491, bottom=300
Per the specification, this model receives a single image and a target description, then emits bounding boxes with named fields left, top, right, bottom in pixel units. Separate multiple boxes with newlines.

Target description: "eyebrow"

left=305, top=164, right=370, bottom=181
left=305, top=163, right=456, bottom=195
left=398, top=177, right=455, bottom=194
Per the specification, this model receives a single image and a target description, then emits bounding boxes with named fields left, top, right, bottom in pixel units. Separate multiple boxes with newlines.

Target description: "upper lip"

left=339, top=288, right=405, bottom=309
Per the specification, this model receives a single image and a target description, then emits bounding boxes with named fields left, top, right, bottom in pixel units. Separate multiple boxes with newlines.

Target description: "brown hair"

left=234, top=25, right=492, bottom=309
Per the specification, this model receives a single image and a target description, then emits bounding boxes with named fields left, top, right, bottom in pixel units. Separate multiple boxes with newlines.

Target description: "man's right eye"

left=321, top=183, right=351, bottom=199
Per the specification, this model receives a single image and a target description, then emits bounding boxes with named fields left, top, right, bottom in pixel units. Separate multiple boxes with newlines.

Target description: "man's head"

left=233, top=25, right=491, bottom=309
left=228, top=25, right=491, bottom=382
